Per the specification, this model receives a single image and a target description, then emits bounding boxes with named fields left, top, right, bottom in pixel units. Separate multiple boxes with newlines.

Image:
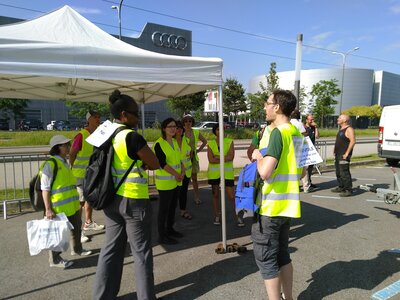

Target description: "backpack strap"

left=257, top=127, right=266, bottom=148
left=46, top=157, right=58, bottom=190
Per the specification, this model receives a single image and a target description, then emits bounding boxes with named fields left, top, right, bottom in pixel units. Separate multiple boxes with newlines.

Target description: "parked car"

left=0, top=119, right=9, bottom=130
left=378, top=105, right=400, bottom=166
left=192, top=121, right=231, bottom=130
left=19, top=119, right=43, bottom=131
left=46, top=120, right=71, bottom=131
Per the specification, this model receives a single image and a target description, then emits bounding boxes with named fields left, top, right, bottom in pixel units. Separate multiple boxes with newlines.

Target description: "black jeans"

left=335, top=155, right=352, bottom=191
left=178, top=176, right=190, bottom=210
left=157, top=187, right=179, bottom=239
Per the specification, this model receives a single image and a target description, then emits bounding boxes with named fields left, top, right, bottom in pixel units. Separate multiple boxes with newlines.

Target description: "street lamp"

left=331, top=46, right=360, bottom=114
left=111, top=0, right=124, bottom=40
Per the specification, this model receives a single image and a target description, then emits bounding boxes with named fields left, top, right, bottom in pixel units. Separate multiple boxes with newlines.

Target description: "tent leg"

left=218, top=85, right=227, bottom=250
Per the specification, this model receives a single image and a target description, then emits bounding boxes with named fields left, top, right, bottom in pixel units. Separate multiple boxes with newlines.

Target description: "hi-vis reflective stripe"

left=113, top=177, right=148, bottom=184
left=52, top=195, right=80, bottom=207
left=265, top=174, right=301, bottom=184
left=156, top=175, right=175, bottom=180
left=112, top=167, right=145, bottom=175
left=182, top=158, right=191, bottom=163
left=75, top=156, right=90, bottom=161
left=171, top=164, right=180, bottom=169
left=72, top=165, right=87, bottom=169
left=186, top=165, right=192, bottom=170
left=261, top=193, right=300, bottom=201
left=209, top=166, right=234, bottom=172
left=52, top=185, right=76, bottom=194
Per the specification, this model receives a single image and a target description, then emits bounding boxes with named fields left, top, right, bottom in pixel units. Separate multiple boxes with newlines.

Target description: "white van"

left=378, top=105, right=400, bottom=166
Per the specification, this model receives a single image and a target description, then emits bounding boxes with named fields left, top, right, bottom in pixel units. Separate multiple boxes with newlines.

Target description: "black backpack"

left=29, top=157, right=58, bottom=211
left=83, top=126, right=136, bottom=210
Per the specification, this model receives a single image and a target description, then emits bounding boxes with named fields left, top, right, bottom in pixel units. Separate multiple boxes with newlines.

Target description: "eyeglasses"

left=166, top=125, right=177, bottom=128
left=176, top=127, right=183, bottom=130
left=183, top=120, right=192, bottom=123
left=125, top=110, right=139, bottom=117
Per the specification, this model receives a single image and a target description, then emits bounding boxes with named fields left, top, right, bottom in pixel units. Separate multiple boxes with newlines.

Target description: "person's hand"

left=251, top=149, right=263, bottom=161
left=45, top=208, right=55, bottom=220
left=175, top=173, right=183, bottom=182
left=342, top=154, right=348, bottom=160
left=311, top=121, right=318, bottom=127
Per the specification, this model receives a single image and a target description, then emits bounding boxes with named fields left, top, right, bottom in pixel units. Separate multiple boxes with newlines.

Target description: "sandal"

left=194, top=198, right=202, bottom=205
left=215, top=243, right=226, bottom=254
left=181, top=211, right=192, bottom=220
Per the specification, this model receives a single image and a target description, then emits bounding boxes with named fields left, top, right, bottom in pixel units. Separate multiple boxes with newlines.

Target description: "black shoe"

left=166, top=229, right=184, bottom=238
left=339, top=190, right=353, bottom=197
left=310, top=183, right=317, bottom=188
left=331, top=187, right=344, bottom=193
left=158, top=236, right=178, bottom=245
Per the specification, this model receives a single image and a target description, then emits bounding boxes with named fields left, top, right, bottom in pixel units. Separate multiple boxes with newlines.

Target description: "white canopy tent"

left=0, top=6, right=229, bottom=248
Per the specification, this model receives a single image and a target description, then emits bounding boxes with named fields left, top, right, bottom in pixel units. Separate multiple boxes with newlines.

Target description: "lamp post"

left=331, top=46, right=359, bottom=114
left=111, top=0, right=124, bottom=40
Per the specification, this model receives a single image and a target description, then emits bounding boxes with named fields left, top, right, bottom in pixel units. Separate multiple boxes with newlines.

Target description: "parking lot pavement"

left=1, top=163, right=399, bottom=300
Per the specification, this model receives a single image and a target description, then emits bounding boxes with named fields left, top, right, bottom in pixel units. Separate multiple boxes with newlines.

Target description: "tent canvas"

left=0, top=5, right=223, bottom=103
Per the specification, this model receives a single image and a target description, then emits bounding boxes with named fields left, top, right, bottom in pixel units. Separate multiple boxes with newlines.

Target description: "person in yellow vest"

left=93, top=90, right=160, bottom=300
left=153, top=118, right=185, bottom=245
left=69, top=110, right=104, bottom=244
left=251, top=90, right=302, bottom=300
left=182, top=114, right=207, bottom=205
left=207, top=123, right=243, bottom=227
left=175, top=120, right=193, bottom=220
left=41, top=135, right=92, bottom=269
left=247, top=121, right=275, bottom=161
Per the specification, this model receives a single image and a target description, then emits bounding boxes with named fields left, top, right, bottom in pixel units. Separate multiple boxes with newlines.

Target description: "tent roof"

left=0, top=6, right=223, bottom=103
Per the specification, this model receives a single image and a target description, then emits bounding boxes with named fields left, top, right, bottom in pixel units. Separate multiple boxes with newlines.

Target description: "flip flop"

left=194, top=198, right=202, bottom=205
left=215, top=243, right=225, bottom=254
left=181, top=211, right=192, bottom=220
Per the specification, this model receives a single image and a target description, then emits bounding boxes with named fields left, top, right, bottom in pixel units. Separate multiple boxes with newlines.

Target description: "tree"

left=66, top=101, right=110, bottom=119
left=223, top=77, right=247, bottom=120
left=343, top=105, right=382, bottom=118
left=248, top=62, right=280, bottom=122
left=296, top=86, right=308, bottom=115
left=309, top=79, right=340, bottom=127
left=0, top=98, right=30, bottom=128
left=166, top=91, right=206, bottom=118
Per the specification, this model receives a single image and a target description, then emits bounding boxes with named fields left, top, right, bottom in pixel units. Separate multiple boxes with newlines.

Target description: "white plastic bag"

left=26, top=213, right=73, bottom=256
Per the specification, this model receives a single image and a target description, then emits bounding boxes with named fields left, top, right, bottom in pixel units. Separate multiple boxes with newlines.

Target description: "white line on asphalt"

left=366, top=166, right=388, bottom=169
left=314, top=175, right=376, bottom=181
left=366, top=199, right=385, bottom=203
left=311, top=195, right=340, bottom=199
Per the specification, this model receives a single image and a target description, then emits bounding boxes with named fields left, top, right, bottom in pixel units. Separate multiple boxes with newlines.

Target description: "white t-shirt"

left=290, top=118, right=306, bottom=134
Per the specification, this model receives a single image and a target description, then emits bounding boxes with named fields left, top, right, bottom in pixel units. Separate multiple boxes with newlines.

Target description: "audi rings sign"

left=152, top=32, right=188, bottom=51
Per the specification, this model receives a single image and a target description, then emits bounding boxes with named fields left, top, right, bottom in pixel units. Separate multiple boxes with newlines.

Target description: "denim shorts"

left=251, top=215, right=291, bottom=279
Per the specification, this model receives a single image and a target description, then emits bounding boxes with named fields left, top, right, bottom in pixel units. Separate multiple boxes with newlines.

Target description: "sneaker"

left=83, top=221, right=105, bottom=231
left=310, top=183, right=317, bottom=188
left=331, top=187, right=344, bottom=193
left=237, top=217, right=245, bottom=227
left=304, top=187, right=314, bottom=194
left=71, top=249, right=92, bottom=256
left=50, top=259, right=74, bottom=269
left=213, top=216, right=221, bottom=225
left=81, top=233, right=90, bottom=244
left=339, top=190, right=353, bottom=197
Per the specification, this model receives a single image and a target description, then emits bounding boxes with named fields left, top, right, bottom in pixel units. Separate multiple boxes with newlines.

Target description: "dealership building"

left=0, top=16, right=192, bottom=129
left=249, top=68, right=400, bottom=115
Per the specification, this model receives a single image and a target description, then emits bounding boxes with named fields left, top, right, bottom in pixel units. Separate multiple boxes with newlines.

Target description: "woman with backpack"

left=153, top=118, right=185, bottom=245
left=93, top=90, right=160, bottom=300
left=207, top=123, right=244, bottom=227
left=41, top=135, right=92, bottom=269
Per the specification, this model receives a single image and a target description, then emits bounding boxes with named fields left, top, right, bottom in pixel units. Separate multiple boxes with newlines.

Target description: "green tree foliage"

left=0, top=98, right=29, bottom=126
left=248, top=62, right=280, bottom=122
left=66, top=101, right=110, bottom=119
left=223, top=77, right=247, bottom=119
left=166, top=91, right=206, bottom=118
left=343, top=105, right=382, bottom=118
left=296, top=86, right=308, bottom=115
left=309, top=79, right=340, bottom=127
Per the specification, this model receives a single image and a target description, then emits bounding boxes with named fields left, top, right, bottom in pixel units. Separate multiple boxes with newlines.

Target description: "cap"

left=182, top=113, right=195, bottom=123
left=86, top=110, right=100, bottom=121
left=49, top=135, right=71, bottom=148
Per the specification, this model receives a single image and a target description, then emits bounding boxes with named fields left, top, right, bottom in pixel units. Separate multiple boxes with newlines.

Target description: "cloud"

left=390, top=3, right=400, bottom=13
left=310, top=31, right=333, bottom=45
left=387, top=42, right=400, bottom=50
left=355, top=35, right=374, bottom=42
left=72, top=7, right=102, bottom=14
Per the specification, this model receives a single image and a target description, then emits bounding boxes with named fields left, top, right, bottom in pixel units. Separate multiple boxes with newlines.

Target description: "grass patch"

left=325, top=153, right=380, bottom=164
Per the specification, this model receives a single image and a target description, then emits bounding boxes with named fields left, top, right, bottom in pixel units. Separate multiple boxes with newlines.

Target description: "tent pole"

left=140, top=88, right=145, bottom=135
left=218, top=85, right=227, bottom=250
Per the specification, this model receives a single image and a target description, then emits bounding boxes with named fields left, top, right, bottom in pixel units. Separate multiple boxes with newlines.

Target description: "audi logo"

left=151, top=31, right=188, bottom=50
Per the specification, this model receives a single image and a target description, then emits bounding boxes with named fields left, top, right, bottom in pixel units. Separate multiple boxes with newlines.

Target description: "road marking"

left=366, top=166, right=387, bottom=169
left=311, top=195, right=340, bottom=199
left=371, top=279, right=400, bottom=300
left=388, top=249, right=400, bottom=253
left=366, top=199, right=385, bottom=203
left=314, top=175, right=376, bottom=181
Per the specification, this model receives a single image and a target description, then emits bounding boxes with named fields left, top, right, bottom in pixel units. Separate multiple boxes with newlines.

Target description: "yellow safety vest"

left=112, top=127, right=149, bottom=199
left=71, top=129, right=93, bottom=179
left=259, top=126, right=271, bottom=149
left=180, top=136, right=192, bottom=178
left=153, top=137, right=181, bottom=190
left=258, top=123, right=302, bottom=218
left=42, top=156, right=80, bottom=217
left=207, top=138, right=234, bottom=180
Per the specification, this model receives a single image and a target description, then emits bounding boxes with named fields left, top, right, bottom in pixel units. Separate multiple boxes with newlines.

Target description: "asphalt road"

left=1, top=163, right=399, bottom=300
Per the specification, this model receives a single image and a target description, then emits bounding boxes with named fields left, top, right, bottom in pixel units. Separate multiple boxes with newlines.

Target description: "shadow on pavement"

left=298, top=250, right=400, bottom=299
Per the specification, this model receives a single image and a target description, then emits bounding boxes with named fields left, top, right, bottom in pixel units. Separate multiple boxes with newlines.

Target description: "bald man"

left=332, top=114, right=356, bottom=197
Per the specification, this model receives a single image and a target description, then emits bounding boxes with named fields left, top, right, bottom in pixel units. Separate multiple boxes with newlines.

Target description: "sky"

left=1, top=0, right=400, bottom=91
